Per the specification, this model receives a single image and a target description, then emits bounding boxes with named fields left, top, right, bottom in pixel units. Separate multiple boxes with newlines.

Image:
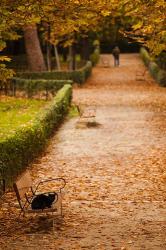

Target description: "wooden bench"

left=13, top=171, right=66, bottom=217
left=136, top=69, right=147, bottom=81
left=81, top=106, right=96, bottom=118
left=76, top=106, right=96, bottom=128
left=101, top=58, right=110, bottom=68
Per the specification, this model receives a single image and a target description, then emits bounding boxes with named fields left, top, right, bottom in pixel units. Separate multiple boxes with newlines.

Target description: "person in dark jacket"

left=112, top=46, right=120, bottom=66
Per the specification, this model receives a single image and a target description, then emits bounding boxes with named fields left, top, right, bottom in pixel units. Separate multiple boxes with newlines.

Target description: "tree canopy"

left=0, top=0, right=165, bottom=78
left=121, top=0, right=166, bottom=55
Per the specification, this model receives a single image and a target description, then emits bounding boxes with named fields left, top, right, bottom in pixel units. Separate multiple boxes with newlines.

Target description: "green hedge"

left=17, top=61, right=92, bottom=84
left=156, top=70, right=166, bottom=86
left=156, top=51, right=166, bottom=70
left=140, top=48, right=166, bottom=86
left=149, top=62, right=160, bottom=79
left=90, top=47, right=100, bottom=66
left=0, top=84, right=72, bottom=186
left=140, top=47, right=151, bottom=67
left=12, top=78, right=72, bottom=98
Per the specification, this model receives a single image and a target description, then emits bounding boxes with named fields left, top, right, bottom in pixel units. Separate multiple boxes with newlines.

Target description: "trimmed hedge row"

left=140, top=48, right=166, bottom=86
left=17, top=61, right=92, bottom=84
left=0, top=84, right=72, bottom=186
left=156, top=52, right=166, bottom=70
left=12, top=78, right=72, bottom=98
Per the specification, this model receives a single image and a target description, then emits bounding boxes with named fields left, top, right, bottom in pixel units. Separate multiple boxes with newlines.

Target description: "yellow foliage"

left=0, top=56, right=11, bottom=62
left=133, top=21, right=143, bottom=30
left=122, top=0, right=166, bottom=55
left=0, top=64, right=15, bottom=82
left=101, top=10, right=110, bottom=17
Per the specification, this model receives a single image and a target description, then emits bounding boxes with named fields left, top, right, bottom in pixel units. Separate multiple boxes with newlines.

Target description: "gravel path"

left=0, top=54, right=166, bottom=250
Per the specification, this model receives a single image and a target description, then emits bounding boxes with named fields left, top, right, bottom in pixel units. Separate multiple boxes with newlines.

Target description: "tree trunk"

left=46, top=42, right=51, bottom=71
left=72, top=43, right=76, bottom=70
left=46, top=25, right=51, bottom=71
left=54, top=45, right=61, bottom=70
left=68, top=46, right=73, bottom=70
left=80, top=36, right=90, bottom=61
left=62, top=47, right=68, bottom=62
left=23, top=24, right=46, bottom=71
left=68, top=44, right=76, bottom=70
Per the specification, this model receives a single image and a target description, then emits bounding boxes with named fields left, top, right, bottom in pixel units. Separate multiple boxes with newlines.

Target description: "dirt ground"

left=0, top=54, right=166, bottom=250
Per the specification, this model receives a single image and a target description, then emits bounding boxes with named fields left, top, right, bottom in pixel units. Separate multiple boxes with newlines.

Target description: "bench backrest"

left=13, top=171, right=32, bottom=201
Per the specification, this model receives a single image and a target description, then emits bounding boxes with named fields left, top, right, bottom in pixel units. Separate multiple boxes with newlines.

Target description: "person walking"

left=112, top=46, right=120, bottom=67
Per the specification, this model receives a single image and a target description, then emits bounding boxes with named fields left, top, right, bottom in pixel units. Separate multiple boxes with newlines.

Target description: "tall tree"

left=23, top=25, right=46, bottom=71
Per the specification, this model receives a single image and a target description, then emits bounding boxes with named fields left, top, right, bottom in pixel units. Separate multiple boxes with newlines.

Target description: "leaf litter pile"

left=0, top=54, right=166, bottom=250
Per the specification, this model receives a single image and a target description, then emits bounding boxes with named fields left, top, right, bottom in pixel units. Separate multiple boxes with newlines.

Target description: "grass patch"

left=0, top=97, right=47, bottom=141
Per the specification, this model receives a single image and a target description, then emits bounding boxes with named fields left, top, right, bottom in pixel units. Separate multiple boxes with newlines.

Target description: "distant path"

left=1, top=54, right=166, bottom=250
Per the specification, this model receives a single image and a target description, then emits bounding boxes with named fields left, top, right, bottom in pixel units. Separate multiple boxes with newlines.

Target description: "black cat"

left=31, top=193, right=58, bottom=210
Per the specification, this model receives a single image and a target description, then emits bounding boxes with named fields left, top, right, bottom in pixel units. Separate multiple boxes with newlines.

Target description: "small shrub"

left=90, top=48, right=100, bottom=66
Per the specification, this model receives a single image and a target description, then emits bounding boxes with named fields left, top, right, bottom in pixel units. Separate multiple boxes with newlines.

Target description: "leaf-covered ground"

left=0, top=54, right=166, bottom=249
